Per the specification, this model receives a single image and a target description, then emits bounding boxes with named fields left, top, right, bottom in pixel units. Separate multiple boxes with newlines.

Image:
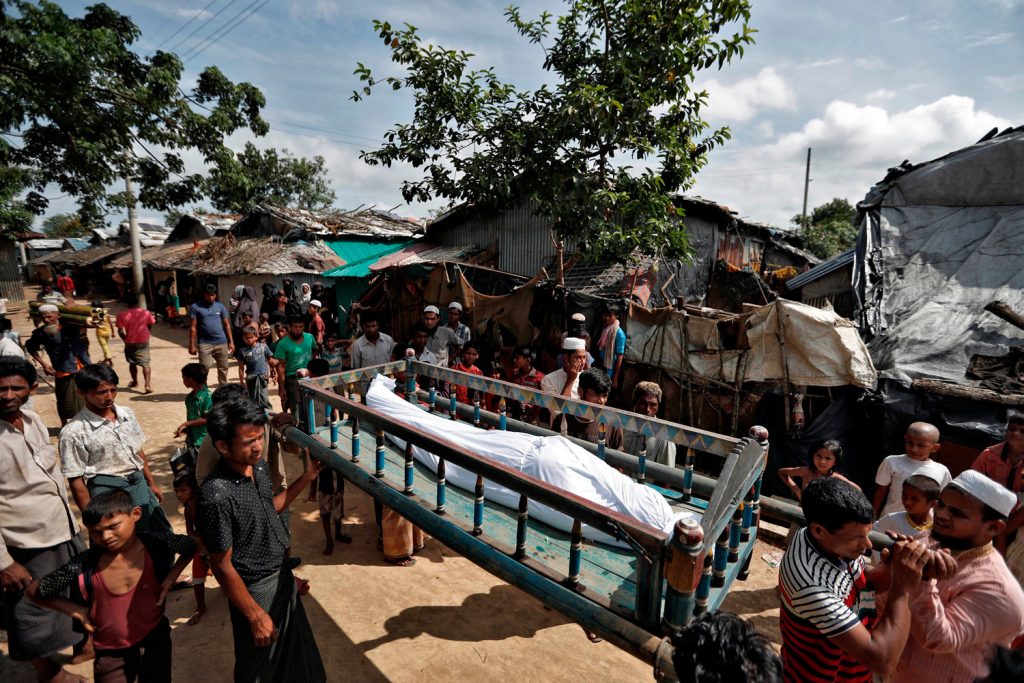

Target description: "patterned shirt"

left=510, top=367, right=545, bottom=424
left=59, top=405, right=146, bottom=480
left=197, top=459, right=290, bottom=584
left=779, top=527, right=872, bottom=683
left=0, top=408, right=79, bottom=569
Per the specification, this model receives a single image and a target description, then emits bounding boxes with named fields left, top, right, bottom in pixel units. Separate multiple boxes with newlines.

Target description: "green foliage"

left=791, top=198, right=858, bottom=259
left=42, top=212, right=89, bottom=238
left=0, top=1, right=268, bottom=215
left=205, top=143, right=336, bottom=214
left=0, top=165, right=35, bottom=239
left=352, top=0, right=755, bottom=262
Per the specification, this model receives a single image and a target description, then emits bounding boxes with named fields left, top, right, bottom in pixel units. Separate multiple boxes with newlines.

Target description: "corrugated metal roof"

left=64, top=238, right=91, bottom=251
left=321, top=238, right=415, bottom=278
left=27, top=239, right=64, bottom=250
left=786, top=248, right=855, bottom=290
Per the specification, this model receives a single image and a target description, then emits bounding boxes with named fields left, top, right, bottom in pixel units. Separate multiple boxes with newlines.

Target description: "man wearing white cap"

left=422, top=305, right=460, bottom=367
left=446, top=302, right=471, bottom=359
left=25, top=304, right=91, bottom=425
left=540, top=337, right=588, bottom=424
left=306, top=299, right=325, bottom=345
left=892, top=470, right=1024, bottom=682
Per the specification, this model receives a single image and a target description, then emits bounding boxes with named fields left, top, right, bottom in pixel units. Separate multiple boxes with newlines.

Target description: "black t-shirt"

left=197, top=459, right=289, bottom=583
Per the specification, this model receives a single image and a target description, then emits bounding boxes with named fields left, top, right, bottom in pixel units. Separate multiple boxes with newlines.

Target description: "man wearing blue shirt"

left=597, top=304, right=627, bottom=387
left=189, top=284, right=235, bottom=385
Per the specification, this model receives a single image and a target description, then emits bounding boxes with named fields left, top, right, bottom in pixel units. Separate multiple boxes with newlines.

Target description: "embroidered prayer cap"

left=562, top=337, right=586, bottom=351
left=423, top=305, right=440, bottom=315
left=448, top=302, right=463, bottom=311
left=308, top=299, right=322, bottom=308
left=948, top=469, right=1017, bottom=517
left=38, top=304, right=59, bottom=313
left=570, top=313, right=586, bottom=322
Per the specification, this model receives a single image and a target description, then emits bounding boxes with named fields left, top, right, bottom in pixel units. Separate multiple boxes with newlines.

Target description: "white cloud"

left=887, top=15, right=909, bottom=24
left=177, top=8, right=213, bottom=20
left=854, top=57, right=886, bottom=70
left=865, top=88, right=896, bottom=101
left=961, top=32, right=1015, bottom=49
left=803, top=57, right=843, bottom=68
left=287, top=0, right=344, bottom=23
left=691, top=95, right=1010, bottom=226
left=702, top=67, right=797, bottom=123
left=987, top=74, right=1024, bottom=91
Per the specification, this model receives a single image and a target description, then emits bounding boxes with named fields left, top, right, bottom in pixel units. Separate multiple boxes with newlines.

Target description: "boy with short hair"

left=28, top=490, right=195, bottom=683
left=551, top=368, right=623, bottom=450
left=872, top=474, right=940, bottom=564
left=175, top=363, right=212, bottom=449
left=320, top=332, right=344, bottom=375
left=452, top=341, right=484, bottom=405
left=873, top=422, right=951, bottom=518
left=258, top=312, right=272, bottom=344
left=172, top=473, right=207, bottom=626
left=235, top=326, right=272, bottom=410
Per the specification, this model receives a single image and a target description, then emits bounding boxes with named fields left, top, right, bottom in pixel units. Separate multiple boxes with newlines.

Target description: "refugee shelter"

left=852, top=125, right=1024, bottom=469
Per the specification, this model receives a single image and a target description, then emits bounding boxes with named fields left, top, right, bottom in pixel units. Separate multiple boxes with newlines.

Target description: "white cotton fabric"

left=367, top=376, right=696, bottom=547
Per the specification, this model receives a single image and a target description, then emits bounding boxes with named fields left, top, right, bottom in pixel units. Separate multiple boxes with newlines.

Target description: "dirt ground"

left=1, top=288, right=783, bottom=682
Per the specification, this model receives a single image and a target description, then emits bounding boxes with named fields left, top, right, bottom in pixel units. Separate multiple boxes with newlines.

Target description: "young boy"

left=235, top=325, right=272, bottom=410
left=28, top=490, right=195, bottom=683
left=872, top=474, right=940, bottom=562
left=175, top=363, right=212, bottom=449
left=258, top=312, right=272, bottom=344
left=173, top=473, right=207, bottom=625
left=452, top=340, right=484, bottom=405
left=320, top=332, right=344, bottom=375
left=873, top=421, right=951, bottom=518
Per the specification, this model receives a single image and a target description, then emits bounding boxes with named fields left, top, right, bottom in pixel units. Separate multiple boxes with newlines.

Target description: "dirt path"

left=2, top=289, right=782, bottom=681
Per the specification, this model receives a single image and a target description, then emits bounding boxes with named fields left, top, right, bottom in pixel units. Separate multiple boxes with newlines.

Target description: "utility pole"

left=801, top=147, right=812, bottom=224
left=125, top=176, right=147, bottom=309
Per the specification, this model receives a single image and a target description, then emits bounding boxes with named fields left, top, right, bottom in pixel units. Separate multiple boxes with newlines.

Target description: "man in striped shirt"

left=779, top=478, right=942, bottom=682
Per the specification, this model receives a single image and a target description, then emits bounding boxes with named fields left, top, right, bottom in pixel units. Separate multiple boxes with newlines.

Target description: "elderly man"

left=892, top=471, right=1024, bottom=682
left=0, top=358, right=87, bottom=682
left=25, top=304, right=91, bottom=426
left=623, top=382, right=676, bottom=468
left=421, top=305, right=461, bottom=367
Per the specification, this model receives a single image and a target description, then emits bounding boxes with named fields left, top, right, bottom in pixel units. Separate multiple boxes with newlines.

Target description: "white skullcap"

left=448, top=302, right=463, bottom=311
left=562, top=336, right=586, bottom=351
left=571, top=313, right=586, bottom=322
left=38, top=304, right=59, bottom=313
left=308, top=299, right=322, bottom=308
left=948, top=470, right=1017, bottom=517
left=423, top=305, right=440, bottom=315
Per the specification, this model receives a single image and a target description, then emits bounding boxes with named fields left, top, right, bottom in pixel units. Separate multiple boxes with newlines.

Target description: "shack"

left=853, top=125, right=1024, bottom=471
left=785, top=248, right=856, bottom=318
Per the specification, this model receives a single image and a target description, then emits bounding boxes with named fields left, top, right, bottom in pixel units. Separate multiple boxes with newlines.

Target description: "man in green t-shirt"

left=274, top=315, right=318, bottom=426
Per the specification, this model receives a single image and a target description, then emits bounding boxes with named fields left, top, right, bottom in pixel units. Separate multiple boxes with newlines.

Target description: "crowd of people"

left=3, top=282, right=1024, bottom=682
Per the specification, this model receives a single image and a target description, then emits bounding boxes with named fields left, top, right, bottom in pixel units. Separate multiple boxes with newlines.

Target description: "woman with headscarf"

left=232, top=286, right=260, bottom=346
left=298, top=283, right=312, bottom=313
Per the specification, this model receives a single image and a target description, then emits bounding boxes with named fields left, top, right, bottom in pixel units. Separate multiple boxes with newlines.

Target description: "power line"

left=159, top=0, right=219, bottom=50
left=168, top=0, right=241, bottom=54
left=267, top=119, right=382, bottom=145
left=152, top=0, right=197, bottom=43
left=181, top=0, right=271, bottom=64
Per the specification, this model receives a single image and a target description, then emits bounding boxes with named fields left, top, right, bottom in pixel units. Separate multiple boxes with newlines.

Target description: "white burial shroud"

left=366, top=375, right=697, bottom=547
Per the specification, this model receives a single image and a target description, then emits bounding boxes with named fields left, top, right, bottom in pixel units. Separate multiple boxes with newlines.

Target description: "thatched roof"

left=235, top=204, right=424, bottom=240
left=190, top=236, right=342, bottom=276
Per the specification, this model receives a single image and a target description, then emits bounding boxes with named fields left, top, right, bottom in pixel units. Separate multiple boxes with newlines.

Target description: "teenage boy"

left=873, top=422, right=951, bottom=518
left=306, top=299, right=326, bottom=345
left=0, top=357, right=88, bottom=682
left=274, top=315, right=318, bottom=426
left=509, top=345, right=545, bottom=424
left=29, top=491, right=195, bottom=683
left=59, top=364, right=171, bottom=533
left=779, top=478, right=952, bottom=682
left=188, top=283, right=234, bottom=386
left=596, top=304, right=627, bottom=387
left=551, top=368, right=623, bottom=450
left=197, top=400, right=326, bottom=682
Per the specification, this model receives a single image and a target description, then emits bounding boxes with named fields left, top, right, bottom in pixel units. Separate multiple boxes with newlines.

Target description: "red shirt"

left=115, top=307, right=156, bottom=344
left=307, top=314, right=325, bottom=343
left=452, top=363, right=483, bottom=404
left=971, top=442, right=1024, bottom=493
left=88, top=550, right=164, bottom=649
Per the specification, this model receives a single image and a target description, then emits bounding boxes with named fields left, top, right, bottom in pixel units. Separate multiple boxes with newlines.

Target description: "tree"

left=791, top=198, right=858, bottom=259
left=204, top=143, right=336, bottom=213
left=42, top=212, right=90, bottom=238
left=0, top=166, right=35, bottom=239
left=0, top=1, right=268, bottom=216
left=352, top=1, right=755, bottom=262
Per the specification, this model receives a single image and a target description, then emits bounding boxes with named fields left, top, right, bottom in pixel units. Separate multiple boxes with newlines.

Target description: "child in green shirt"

left=175, top=363, right=212, bottom=448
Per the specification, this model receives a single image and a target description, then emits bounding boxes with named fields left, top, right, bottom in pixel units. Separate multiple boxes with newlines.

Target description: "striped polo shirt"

left=779, top=527, right=871, bottom=682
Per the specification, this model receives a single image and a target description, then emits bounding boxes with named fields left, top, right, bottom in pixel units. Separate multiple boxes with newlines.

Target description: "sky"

left=45, top=0, right=1023, bottom=229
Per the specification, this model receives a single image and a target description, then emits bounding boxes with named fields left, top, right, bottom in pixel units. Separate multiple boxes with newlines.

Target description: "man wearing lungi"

left=198, top=399, right=326, bottom=682
left=25, top=304, right=90, bottom=426
left=0, top=358, right=88, bottom=682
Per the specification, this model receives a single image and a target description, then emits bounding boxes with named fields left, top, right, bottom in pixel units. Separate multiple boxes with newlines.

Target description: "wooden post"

left=774, top=301, right=793, bottom=430
left=515, top=495, right=529, bottom=559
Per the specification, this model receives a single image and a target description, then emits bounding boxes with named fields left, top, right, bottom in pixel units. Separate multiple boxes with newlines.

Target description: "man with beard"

left=25, top=304, right=90, bottom=425
left=892, top=470, right=1024, bottom=682
left=421, top=305, right=460, bottom=367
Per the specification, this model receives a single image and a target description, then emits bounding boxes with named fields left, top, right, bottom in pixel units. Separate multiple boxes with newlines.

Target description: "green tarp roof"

left=322, top=238, right=415, bottom=278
